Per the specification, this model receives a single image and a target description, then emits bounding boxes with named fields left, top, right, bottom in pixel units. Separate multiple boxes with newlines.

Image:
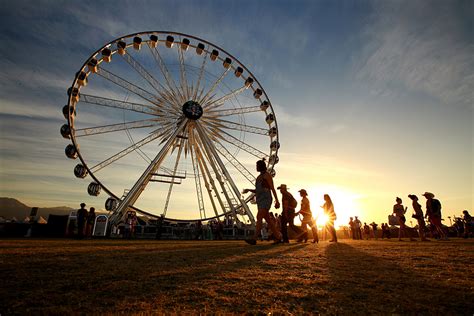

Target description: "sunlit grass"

left=1, top=239, right=473, bottom=314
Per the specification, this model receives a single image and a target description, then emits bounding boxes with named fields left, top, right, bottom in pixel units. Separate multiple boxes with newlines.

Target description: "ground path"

left=1, top=239, right=473, bottom=314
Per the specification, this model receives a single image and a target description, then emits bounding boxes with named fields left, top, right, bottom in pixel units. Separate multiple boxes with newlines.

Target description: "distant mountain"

left=0, top=197, right=74, bottom=220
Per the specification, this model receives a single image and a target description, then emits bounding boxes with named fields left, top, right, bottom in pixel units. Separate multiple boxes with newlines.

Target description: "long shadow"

left=1, top=241, right=311, bottom=314
left=325, top=243, right=473, bottom=315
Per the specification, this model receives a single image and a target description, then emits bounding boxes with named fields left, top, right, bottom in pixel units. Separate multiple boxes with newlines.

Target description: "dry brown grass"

left=1, top=238, right=473, bottom=315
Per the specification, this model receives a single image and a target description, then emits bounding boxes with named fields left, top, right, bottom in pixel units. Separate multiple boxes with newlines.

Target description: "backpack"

left=288, top=194, right=298, bottom=209
left=431, top=199, right=442, bottom=216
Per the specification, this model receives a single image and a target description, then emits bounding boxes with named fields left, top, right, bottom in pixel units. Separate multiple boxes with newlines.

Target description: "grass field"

left=1, top=238, right=473, bottom=315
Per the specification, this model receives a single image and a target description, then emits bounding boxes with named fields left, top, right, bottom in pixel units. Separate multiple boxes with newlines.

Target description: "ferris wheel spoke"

left=217, top=129, right=269, bottom=160
left=90, top=130, right=163, bottom=173
left=213, top=139, right=256, bottom=185
left=74, top=118, right=166, bottom=137
left=203, top=127, right=268, bottom=159
left=148, top=45, right=185, bottom=103
left=120, top=52, right=181, bottom=112
left=177, top=41, right=190, bottom=101
left=80, top=94, right=168, bottom=117
left=192, top=51, right=209, bottom=101
left=205, top=105, right=262, bottom=118
left=96, top=67, right=173, bottom=112
left=198, top=67, right=231, bottom=105
left=163, top=137, right=185, bottom=217
left=203, top=85, right=248, bottom=111
left=156, top=121, right=185, bottom=146
left=111, top=119, right=188, bottom=223
left=202, top=117, right=269, bottom=136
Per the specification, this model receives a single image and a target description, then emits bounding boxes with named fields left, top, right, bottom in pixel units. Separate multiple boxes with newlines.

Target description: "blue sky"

left=0, top=0, right=472, bottom=224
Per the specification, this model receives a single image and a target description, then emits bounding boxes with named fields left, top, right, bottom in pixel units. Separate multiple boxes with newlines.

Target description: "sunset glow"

left=0, top=1, right=471, bottom=227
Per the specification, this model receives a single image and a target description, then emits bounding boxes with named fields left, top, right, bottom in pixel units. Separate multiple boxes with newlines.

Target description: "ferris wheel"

left=60, top=31, right=280, bottom=226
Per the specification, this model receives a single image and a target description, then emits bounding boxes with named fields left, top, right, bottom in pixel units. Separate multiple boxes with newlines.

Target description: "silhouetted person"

left=216, top=219, right=224, bottom=240
left=243, top=159, right=282, bottom=245
left=195, top=220, right=203, bottom=240
left=156, top=214, right=164, bottom=240
left=393, top=197, right=415, bottom=241
left=408, top=194, right=428, bottom=241
left=278, top=184, right=302, bottom=243
left=85, top=207, right=96, bottom=238
left=384, top=223, right=391, bottom=239
left=322, top=194, right=337, bottom=242
left=370, top=222, right=378, bottom=239
left=296, top=189, right=318, bottom=243
left=76, top=203, right=88, bottom=239
left=349, top=217, right=356, bottom=239
left=423, top=192, right=447, bottom=240
left=354, top=216, right=362, bottom=240
left=363, top=222, right=371, bottom=240
left=462, top=210, right=472, bottom=238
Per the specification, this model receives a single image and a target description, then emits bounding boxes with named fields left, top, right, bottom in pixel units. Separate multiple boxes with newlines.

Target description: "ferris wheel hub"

left=182, top=100, right=203, bottom=120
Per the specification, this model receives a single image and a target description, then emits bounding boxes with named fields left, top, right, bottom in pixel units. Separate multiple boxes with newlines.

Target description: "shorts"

left=399, top=215, right=406, bottom=224
left=429, top=216, right=442, bottom=227
left=256, top=193, right=272, bottom=210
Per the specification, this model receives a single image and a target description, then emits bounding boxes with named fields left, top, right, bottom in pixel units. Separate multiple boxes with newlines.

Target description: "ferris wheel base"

left=107, top=221, right=256, bottom=240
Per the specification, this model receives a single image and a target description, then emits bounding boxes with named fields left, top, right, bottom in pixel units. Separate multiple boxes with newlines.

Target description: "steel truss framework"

left=61, top=31, right=280, bottom=227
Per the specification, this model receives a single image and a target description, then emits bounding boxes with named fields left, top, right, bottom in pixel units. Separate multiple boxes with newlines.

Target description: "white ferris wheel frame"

left=62, top=31, right=280, bottom=226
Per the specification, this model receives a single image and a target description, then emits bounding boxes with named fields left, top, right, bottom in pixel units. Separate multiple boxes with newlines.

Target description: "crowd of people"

left=243, top=159, right=338, bottom=245
left=70, top=158, right=472, bottom=243
left=242, top=159, right=473, bottom=245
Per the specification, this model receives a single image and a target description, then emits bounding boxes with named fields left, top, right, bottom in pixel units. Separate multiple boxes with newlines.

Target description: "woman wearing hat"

left=423, top=192, right=447, bottom=240
left=278, top=184, right=302, bottom=243
left=408, top=194, right=428, bottom=241
left=296, top=189, right=318, bottom=243
left=243, top=159, right=282, bottom=245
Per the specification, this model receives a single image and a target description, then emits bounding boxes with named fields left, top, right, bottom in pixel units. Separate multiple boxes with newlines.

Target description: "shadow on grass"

left=1, top=241, right=310, bottom=314
left=325, top=242, right=473, bottom=315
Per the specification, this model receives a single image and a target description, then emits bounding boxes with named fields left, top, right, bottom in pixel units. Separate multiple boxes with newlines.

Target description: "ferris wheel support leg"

left=163, top=137, right=185, bottom=217
left=195, top=135, right=237, bottom=221
left=195, top=122, right=256, bottom=226
left=110, top=119, right=187, bottom=225
left=190, top=141, right=206, bottom=219
left=194, top=141, right=225, bottom=219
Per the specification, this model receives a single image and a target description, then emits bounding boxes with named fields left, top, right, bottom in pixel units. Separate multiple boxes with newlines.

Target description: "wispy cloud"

left=355, top=1, right=474, bottom=107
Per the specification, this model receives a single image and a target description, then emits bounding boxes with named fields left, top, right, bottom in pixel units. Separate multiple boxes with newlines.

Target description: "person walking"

left=278, top=184, right=302, bottom=243
left=296, top=189, right=318, bottom=243
left=363, top=222, right=371, bottom=240
left=243, top=159, right=282, bottom=245
left=370, top=222, right=378, bottom=239
left=322, top=194, right=337, bottom=242
left=423, top=192, right=447, bottom=240
left=349, top=217, right=356, bottom=239
left=85, top=207, right=96, bottom=238
left=354, top=216, right=362, bottom=240
left=393, top=197, right=415, bottom=241
left=462, top=210, right=472, bottom=238
left=408, top=194, right=429, bottom=241
left=76, top=202, right=88, bottom=239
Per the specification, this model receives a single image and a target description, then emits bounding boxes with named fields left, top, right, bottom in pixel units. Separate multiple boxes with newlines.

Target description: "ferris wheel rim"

left=64, top=31, right=280, bottom=221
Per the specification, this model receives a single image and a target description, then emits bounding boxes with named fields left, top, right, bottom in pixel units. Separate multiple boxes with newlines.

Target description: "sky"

left=0, top=0, right=472, bottom=226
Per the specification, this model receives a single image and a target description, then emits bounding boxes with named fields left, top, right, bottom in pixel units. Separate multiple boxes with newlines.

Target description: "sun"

left=316, top=213, right=329, bottom=227
left=307, top=184, right=362, bottom=227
